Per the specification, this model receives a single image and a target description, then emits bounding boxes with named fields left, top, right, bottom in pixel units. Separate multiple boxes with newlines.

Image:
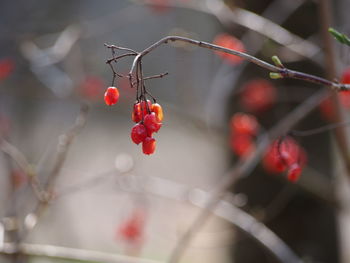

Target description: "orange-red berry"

left=104, top=86, right=119, bottom=106
left=151, top=103, right=164, bottom=122
left=132, top=103, right=142, bottom=123
left=142, top=137, right=156, bottom=155
left=131, top=123, right=147, bottom=145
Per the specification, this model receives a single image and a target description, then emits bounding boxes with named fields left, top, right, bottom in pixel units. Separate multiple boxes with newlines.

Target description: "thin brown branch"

left=118, top=36, right=350, bottom=91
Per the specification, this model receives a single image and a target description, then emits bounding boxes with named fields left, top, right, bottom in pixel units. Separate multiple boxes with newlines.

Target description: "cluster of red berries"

left=104, top=86, right=163, bottom=155
left=130, top=100, right=163, bottom=155
left=229, top=112, right=307, bottom=182
left=213, top=33, right=246, bottom=65
left=263, top=137, right=307, bottom=182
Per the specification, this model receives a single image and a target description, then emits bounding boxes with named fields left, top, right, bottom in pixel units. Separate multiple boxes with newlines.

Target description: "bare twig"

left=111, top=36, right=350, bottom=91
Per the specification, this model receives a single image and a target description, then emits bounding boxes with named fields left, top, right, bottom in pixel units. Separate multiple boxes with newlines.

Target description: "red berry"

left=319, top=98, right=335, bottom=121
left=230, top=133, right=255, bottom=159
left=263, top=137, right=306, bottom=174
left=341, top=67, right=350, bottom=84
left=79, top=76, right=104, bottom=100
left=240, top=79, right=276, bottom=113
left=151, top=103, right=164, bottom=122
left=230, top=112, right=259, bottom=136
left=104, top=87, right=119, bottom=106
left=0, top=58, right=14, bottom=80
left=213, top=33, right=245, bottom=64
left=142, top=137, right=156, bottom=155
left=338, top=67, right=350, bottom=110
left=131, top=123, right=147, bottom=145
left=132, top=103, right=142, bottom=123
left=287, top=163, right=302, bottom=183
left=118, top=210, right=145, bottom=243
left=144, top=112, right=161, bottom=134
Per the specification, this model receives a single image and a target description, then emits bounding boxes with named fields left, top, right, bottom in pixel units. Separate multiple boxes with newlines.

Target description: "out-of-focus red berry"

left=213, top=33, right=245, bottom=65
left=12, top=169, right=27, bottom=190
left=319, top=98, right=334, bottom=121
left=79, top=76, right=104, bottom=100
left=287, top=163, right=302, bottom=183
left=118, top=210, right=145, bottom=243
left=240, top=79, right=277, bottom=113
left=230, top=133, right=255, bottom=159
left=148, top=0, right=170, bottom=13
left=0, top=58, right=14, bottom=80
left=341, top=67, right=350, bottom=84
left=131, top=123, right=147, bottom=145
left=104, top=87, right=120, bottom=106
left=142, top=137, right=156, bottom=155
left=144, top=112, right=161, bottom=134
left=337, top=67, right=350, bottom=111
left=230, top=112, right=259, bottom=136
left=263, top=137, right=306, bottom=175
left=151, top=103, right=164, bottom=122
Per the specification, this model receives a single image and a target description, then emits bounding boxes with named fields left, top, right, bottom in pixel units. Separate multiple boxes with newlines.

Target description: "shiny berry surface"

left=213, top=33, right=245, bottom=64
left=144, top=112, right=161, bottom=133
left=131, top=124, right=147, bottom=145
left=104, top=87, right=119, bottom=106
left=132, top=103, right=142, bottom=123
left=142, top=137, right=156, bottom=155
left=151, top=103, right=164, bottom=122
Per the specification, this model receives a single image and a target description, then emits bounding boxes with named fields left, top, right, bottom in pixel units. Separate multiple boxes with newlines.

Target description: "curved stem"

left=125, top=36, right=350, bottom=91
